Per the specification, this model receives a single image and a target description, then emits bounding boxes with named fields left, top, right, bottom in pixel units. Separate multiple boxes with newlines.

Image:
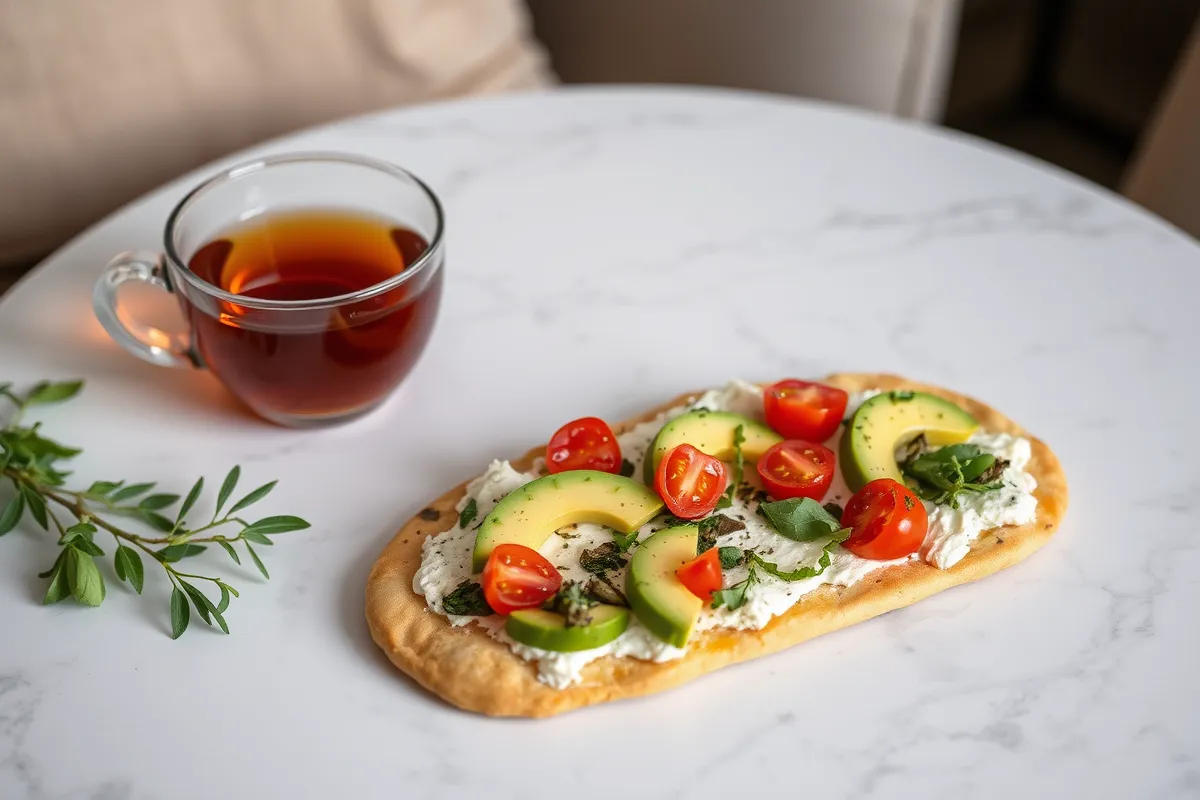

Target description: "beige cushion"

left=0, top=0, right=553, bottom=267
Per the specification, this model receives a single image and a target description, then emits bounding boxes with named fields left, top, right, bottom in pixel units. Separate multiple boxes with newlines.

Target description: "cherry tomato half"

left=676, top=547, right=723, bottom=603
left=763, top=380, right=849, bottom=442
left=546, top=416, right=621, bottom=475
left=655, top=444, right=728, bottom=520
left=757, top=440, right=836, bottom=501
left=841, top=479, right=928, bottom=560
left=481, top=543, right=562, bottom=614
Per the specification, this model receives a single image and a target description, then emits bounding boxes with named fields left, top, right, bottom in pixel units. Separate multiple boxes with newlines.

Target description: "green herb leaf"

left=215, top=465, right=240, bottom=517
left=175, top=477, right=204, bottom=528
left=0, top=491, right=25, bottom=536
left=760, top=497, right=844, bottom=542
left=71, top=538, right=105, bottom=558
left=543, top=581, right=598, bottom=627
left=170, top=586, right=190, bottom=638
left=441, top=580, right=492, bottom=616
left=241, top=530, right=273, bottom=545
left=227, top=480, right=277, bottom=515
left=611, top=529, right=639, bottom=552
left=26, top=380, right=84, bottom=405
left=66, top=547, right=105, bottom=606
left=155, top=543, right=207, bottom=563
left=718, top=546, right=745, bottom=569
left=697, top=514, right=745, bottom=554
left=902, top=444, right=1004, bottom=508
left=747, top=528, right=851, bottom=582
left=217, top=584, right=232, bottom=613
left=180, top=580, right=218, bottom=627
left=711, top=567, right=757, bottom=610
left=138, top=493, right=179, bottom=511
left=42, top=556, right=70, bottom=605
left=113, top=545, right=145, bottom=594
left=57, top=521, right=96, bottom=546
left=240, top=515, right=309, bottom=536
left=19, top=483, right=48, bottom=529
left=110, top=482, right=155, bottom=502
left=619, top=459, right=635, bottom=478
left=458, top=498, right=478, bottom=529
left=217, top=540, right=241, bottom=564
left=245, top=542, right=269, bottom=579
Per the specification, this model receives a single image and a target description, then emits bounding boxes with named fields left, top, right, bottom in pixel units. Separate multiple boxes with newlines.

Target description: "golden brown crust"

left=364, top=373, right=1069, bottom=717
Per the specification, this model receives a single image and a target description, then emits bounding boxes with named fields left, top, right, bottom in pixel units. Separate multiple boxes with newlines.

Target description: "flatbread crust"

left=365, top=374, right=1068, bottom=717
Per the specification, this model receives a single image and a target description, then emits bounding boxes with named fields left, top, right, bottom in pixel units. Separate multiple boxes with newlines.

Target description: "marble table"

left=2, top=87, right=1197, bottom=800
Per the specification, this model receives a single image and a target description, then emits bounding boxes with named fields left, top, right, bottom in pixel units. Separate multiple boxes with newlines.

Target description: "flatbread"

left=364, top=374, right=1069, bottom=717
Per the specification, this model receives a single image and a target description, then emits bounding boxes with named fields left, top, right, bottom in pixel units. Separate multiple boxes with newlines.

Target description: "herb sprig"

left=902, top=443, right=1006, bottom=508
left=0, top=379, right=310, bottom=638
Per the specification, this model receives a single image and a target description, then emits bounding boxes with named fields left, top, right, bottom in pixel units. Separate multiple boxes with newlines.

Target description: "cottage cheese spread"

left=414, top=380, right=1038, bottom=688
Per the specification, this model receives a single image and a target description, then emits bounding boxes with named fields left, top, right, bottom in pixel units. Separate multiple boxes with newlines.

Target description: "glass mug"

left=93, top=153, right=445, bottom=427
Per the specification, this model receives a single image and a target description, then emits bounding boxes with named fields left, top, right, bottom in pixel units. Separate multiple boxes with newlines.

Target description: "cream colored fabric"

left=0, top=0, right=553, bottom=267
left=1122, top=20, right=1200, bottom=240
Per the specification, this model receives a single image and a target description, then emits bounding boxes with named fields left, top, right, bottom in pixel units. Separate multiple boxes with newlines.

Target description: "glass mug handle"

left=92, top=251, right=198, bottom=369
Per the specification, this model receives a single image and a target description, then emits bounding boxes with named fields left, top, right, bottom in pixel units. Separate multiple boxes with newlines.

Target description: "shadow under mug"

left=92, top=153, right=445, bottom=428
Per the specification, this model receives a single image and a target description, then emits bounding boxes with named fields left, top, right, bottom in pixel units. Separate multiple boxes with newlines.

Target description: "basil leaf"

left=747, top=528, right=851, bottom=582
left=458, top=498, right=478, bottom=529
left=611, top=529, right=639, bottom=553
left=902, top=443, right=1005, bottom=508
left=711, top=567, right=756, bottom=610
left=759, top=497, right=843, bottom=542
left=441, top=580, right=492, bottom=616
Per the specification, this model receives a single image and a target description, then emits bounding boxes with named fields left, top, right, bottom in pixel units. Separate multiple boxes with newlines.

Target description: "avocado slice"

left=505, top=605, right=629, bottom=652
left=626, top=525, right=703, bottom=647
left=643, top=410, right=782, bottom=483
left=472, top=471, right=663, bottom=572
left=840, top=391, right=979, bottom=492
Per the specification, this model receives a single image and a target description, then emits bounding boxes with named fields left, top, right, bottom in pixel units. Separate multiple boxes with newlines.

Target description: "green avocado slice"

left=626, top=525, right=703, bottom=647
left=471, top=471, right=663, bottom=573
left=505, top=605, right=629, bottom=652
left=840, top=390, right=979, bottom=492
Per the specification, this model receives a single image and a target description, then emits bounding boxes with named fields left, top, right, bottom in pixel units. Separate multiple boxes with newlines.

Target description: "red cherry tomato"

left=757, top=440, right=836, bottom=501
left=546, top=416, right=621, bottom=474
left=676, top=547, right=723, bottom=603
left=655, top=444, right=728, bottom=520
left=841, top=479, right=928, bottom=560
left=481, top=543, right=562, bottom=614
left=763, top=380, right=849, bottom=442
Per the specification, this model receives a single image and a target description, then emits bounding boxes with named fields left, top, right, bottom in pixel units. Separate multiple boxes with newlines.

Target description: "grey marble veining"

left=0, top=87, right=1197, bottom=799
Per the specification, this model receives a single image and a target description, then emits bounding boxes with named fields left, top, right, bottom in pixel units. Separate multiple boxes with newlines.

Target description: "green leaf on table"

left=240, top=531, right=273, bottom=546
left=214, top=466, right=240, bottom=517
left=240, top=515, right=309, bottom=536
left=19, top=484, right=48, bottom=529
left=114, top=545, right=145, bottom=594
left=170, top=586, right=190, bottom=639
left=217, top=540, right=241, bottom=565
left=138, top=493, right=179, bottom=511
left=26, top=380, right=84, bottom=406
left=155, top=543, right=206, bottom=563
left=217, top=584, right=232, bottom=613
left=759, top=497, right=845, bottom=542
left=71, top=538, right=105, bottom=558
left=0, top=491, right=24, bottom=536
left=110, top=482, right=155, bottom=502
left=175, top=477, right=204, bottom=528
left=245, top=542, right=269, bottom=579
left=57, top=521, right=97, bottom=546
left=227, top=480, right=277, bottom=516
left=66, top=547, right=105, bottom=606
left=180, top=580, right=213, bottom=625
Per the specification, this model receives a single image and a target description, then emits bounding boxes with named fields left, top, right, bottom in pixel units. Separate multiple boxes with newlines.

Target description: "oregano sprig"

left=0, top=379, right=310, bottom=638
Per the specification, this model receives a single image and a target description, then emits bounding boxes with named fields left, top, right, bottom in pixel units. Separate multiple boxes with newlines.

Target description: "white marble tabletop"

left=1, top=87, right=1197, bottom=800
